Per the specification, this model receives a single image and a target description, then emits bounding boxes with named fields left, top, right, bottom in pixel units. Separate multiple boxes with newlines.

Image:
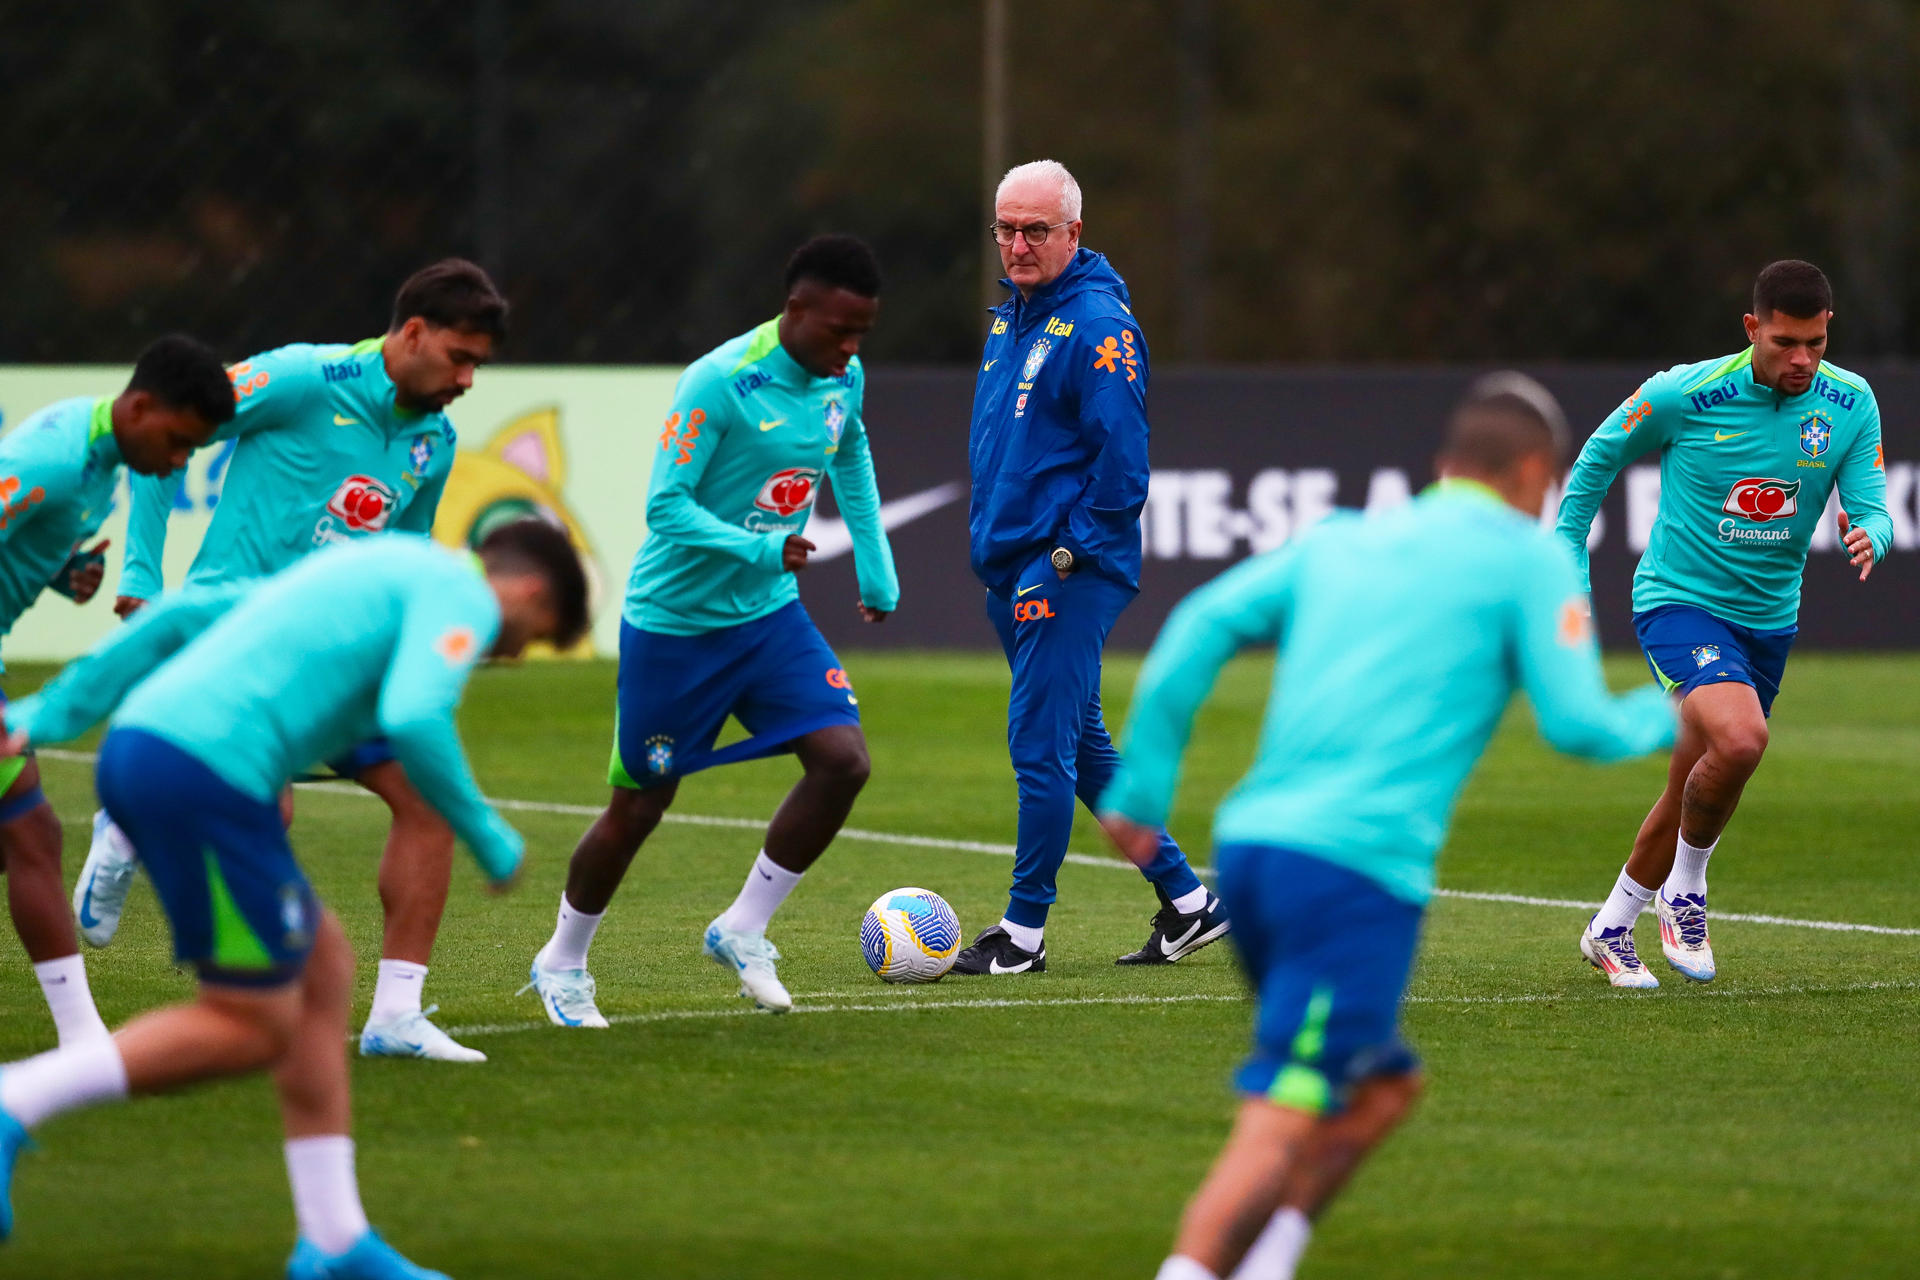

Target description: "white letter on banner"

left=1183, top=470, right=1235, bottom=559
left=1142, top=471, right=1186, bottom=559
left=1293, top=469, right=1338, bottom=533
left=1364, top=468, right=1411, bottom=513
left=1626, top=466, right=1661, bottom=552
left=1246, top=470, right=1291, bottom=551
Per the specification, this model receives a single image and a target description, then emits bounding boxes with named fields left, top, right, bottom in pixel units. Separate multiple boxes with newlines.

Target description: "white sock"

left=998, top=917, right=1044, bottom=953
left=1155, top=1256, right=1220, bottom=1280
left=1171, top=884, right=1211, bottom=915
left=284, top=1135, right=371, bottom=1256
left=1666, top=835, right=1716, bottom=900
left=0, top=1036, right=129, bottom=1128
left=1230, top=1207, right=1312, bottom=1279
left=539, top=893, right=604, bottom=971
left=717, top=852, right=802, bottom=935
left=34, top=954, right=109, bottom=1045
left=368, top=959, right=427, bottom=1024
left=1592, top=866, right=1655, bottom=933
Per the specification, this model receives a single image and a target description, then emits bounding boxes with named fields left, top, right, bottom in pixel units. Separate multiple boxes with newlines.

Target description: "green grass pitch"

left=0, top=652, right=1914, bottom=1278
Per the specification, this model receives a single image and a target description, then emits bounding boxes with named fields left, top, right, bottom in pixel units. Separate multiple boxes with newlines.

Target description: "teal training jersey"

left=121, top=338, right=456, bottom=599
left=1555, top=349, right=1891, bottom=630
left=9, top=538, right=519, bottom=881
left=0, top=397, right=123, bottom=672
left=1101, top=482, right=1677, bottom=904
left=624, top=319, right=900, bottom=635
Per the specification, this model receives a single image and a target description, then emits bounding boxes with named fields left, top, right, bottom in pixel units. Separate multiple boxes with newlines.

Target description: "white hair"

left=997, top=159, right=1083, bottom=222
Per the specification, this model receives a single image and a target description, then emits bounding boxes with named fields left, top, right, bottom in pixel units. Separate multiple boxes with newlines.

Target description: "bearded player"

left=1555, top=260, right=1890, bottom=987
left=75, top=260, right=510, bottom=1060
left=522, top=235, right=898, bottom=1024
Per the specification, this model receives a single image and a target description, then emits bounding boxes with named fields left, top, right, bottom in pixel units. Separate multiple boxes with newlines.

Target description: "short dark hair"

left=784, top=234, right=882, bottom=298
left=478, top=518, right=590, bottom=649
left=1753, top=260, right=1832, bottom=320
left=391, top=258, right=509, bottom=341
left=1441, top=371, right=1570, bottom=471
left=127, top=334, right=236, bottom=426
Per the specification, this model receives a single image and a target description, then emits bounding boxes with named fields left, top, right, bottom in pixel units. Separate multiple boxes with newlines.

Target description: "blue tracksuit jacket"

left=968, top=249, right=1151, bottom=594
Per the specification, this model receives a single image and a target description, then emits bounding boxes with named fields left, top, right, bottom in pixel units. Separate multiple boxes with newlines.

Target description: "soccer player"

left=0, top=523, right=587, bottom=1278
left=1555, top=260, right=1890, bottom=987
left=0, top=334, right=233, bottom=1048
left=1098, top=376, right=1677, bottom=1280
left=75, top=260, right=510, bottom=1059
left=957, top=159, right=1221, bottom=976
left=521, top=234, right=898, bottom=1024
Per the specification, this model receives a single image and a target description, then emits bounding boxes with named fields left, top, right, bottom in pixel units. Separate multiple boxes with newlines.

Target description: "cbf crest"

left=645, top=734, right=675, bottom=776
left=1798, top=411, right=1832, bottom=460
left=409, top=434, right=435, bottom=476
left=1021, top=337, right=1053, bottom=383
left=1692, top=645, right=1722, bottom=670
left=822, top=397, right=847, bottom=447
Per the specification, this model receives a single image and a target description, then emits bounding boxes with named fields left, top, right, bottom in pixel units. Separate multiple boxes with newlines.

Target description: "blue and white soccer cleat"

left=72, top=811, right=140, bottom=948
left=1580, top=916, right=1659, bottom=989
left=358, top=1007, right=486, bottom=1063
left=517, top=957, right=609, bottom=1029
left=286, top=1229, right=451, bottom=1279
left=0, top=1099, right=30, bottom=1242
left=1656, top=890, right=1716, bottom=982
left=702, top=919, right=792, bottom=1013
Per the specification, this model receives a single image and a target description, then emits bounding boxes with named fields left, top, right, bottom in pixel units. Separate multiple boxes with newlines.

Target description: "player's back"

left=115, top=535, right=493, bottom=798
left=1220, top=482, right=1612, bottom=900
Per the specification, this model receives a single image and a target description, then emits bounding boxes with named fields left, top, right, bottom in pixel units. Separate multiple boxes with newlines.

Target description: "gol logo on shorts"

left=825, top=668, right=853, bottom=690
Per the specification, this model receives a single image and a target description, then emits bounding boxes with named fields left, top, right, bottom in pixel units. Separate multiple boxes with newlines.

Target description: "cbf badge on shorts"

left=1692, top=645, right=1722, bottom=669
left=280, top=884, right=313, bottom=951
left=645, top=734, right=675, bottom=776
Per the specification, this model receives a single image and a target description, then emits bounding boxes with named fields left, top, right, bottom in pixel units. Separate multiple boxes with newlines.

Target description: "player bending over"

left=1556, top=260, right=1890, bottom=986
left=77, top=260, right=512, bottom=1060
left=1098, top=376, right=1676, bottom=1280
left=0, top=524, right=587, bottom=1279
left=523, top=234, right=898, bottom=1023
left=0, top=335, right=232, bottom=1048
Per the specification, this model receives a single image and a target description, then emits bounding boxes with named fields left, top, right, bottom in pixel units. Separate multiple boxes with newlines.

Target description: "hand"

left=1098, top=811, right=1161, bottom=868
left=857, top=605, right=891, bottom=624
left=782, top=536, right=817, bottom=573
left=66, top=538, right=109, bottom=604
left=113, top=595, right=147, bottom=619
left=1838, top=510, right=1875, bottom=581
left=2, top=724, right=28, bottom=760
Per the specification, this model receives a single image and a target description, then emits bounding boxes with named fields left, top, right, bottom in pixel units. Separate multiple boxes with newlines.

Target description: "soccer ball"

left=861, top=887, right=961, bottom=983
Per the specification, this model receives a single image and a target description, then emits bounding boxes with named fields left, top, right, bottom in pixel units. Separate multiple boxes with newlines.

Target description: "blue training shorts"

left=1216, top=843, right=1424, bottom=1115
left=325, top=737, right=396, bottom=780
left=0, top=688, right=38, bottom=816
left=1633, top=603, right=1797, bottom=717
left=609, top=600, right=860, bottom=789
left=96, top=727, right=318, bottom=987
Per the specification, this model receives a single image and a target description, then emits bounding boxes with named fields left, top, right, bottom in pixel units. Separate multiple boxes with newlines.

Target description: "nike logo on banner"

left=1016, top=583, right=1044, bottom=597
left=759, top=418, right=785, bottom=432
left=1714, top=430, right=1748, bottom=443
left=804, top=481, right=966, bottom=561
left=989, top=956, right=1039, bottom=974
left=334, top=414, right=360, bottom=426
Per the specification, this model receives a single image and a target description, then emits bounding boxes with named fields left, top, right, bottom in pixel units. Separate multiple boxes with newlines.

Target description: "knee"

left=1377, top=1070, right=1424, bottom=1121
left=1710, top=719, right=1769, bottom=775
left=604, top=786, right=671, bottom=844
left=809, top=739, right=870, bottom=794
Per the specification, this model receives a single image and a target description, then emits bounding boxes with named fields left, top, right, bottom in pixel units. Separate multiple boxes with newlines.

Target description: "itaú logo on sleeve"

left=754, top=467, right=821, bottom=518
left=325, top=475, right=398, bottom=532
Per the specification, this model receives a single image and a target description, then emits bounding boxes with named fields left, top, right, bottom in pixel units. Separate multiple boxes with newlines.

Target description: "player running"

left=1098, top=376, right=1676, bottom=1280
left=1555, top=260, right=1890, bottom=987
left=522, top=234, right=898, bottom=1023
left=0, top=335, right=232, bottom=1048
left=75, top=259, right=510, bottom=1059
left=0, top=525, right=587, bottom=1279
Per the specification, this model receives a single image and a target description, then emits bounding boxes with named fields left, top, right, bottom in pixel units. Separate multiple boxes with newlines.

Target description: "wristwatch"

left=1050, top=546, right=1076, bottom=574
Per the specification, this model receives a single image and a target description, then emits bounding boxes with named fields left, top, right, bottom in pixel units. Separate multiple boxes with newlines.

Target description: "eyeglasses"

left=990, top=220, right=1072, bottom=247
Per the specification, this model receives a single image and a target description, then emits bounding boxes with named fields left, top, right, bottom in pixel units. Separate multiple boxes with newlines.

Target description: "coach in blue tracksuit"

left=954, top=159, right=1227, bottom=976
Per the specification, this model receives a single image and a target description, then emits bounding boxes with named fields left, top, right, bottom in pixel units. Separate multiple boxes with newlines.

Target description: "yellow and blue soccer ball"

left=861, top=887, right=961, bottom=983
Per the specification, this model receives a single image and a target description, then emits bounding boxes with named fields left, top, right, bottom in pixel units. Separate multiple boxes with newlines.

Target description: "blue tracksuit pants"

left=986, top=565, right=1204, bottom=928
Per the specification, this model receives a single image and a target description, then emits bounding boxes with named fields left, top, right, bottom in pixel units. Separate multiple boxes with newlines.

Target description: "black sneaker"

left=951, top=925, right=1047, bottom=976
left=1115, top=891, right=1230, bottom=965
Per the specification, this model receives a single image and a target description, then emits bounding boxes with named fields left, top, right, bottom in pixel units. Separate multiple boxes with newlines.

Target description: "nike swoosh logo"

left=77, top=869, right=101, bottom=928
left=1159, top=917, right=1205, bottom=957
left=334, top=414, right=360, bottom=426
left=983, top=360, right=997, bottom=371
left=757, top=868, right=773, bottom=880
left=1016, top=583, right=1044, bottom=597
left=1713, top=430, right=1748, bottom=442
left=759, top=418, right=785, bottom=432
left=803, top=481, right=966, bottom=562
left=988, top=955, right=1038, bottom=974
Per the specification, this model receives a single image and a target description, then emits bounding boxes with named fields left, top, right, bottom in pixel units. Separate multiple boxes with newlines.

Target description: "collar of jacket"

left=993, top=247, right=1131, bottom=321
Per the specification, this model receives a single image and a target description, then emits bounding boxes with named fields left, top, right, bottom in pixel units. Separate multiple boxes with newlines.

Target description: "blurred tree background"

left=0, top=0, right=1911, bottom=365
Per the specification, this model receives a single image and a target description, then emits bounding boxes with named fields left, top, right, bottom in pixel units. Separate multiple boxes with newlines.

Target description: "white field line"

left=447, top=977, right=1920, bottom=1041
left=35, top=748, right=1920, bottom=938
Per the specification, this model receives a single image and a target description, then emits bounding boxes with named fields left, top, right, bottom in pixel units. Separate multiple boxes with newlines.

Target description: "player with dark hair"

left=0, top=526, right=582, bottom=1278
left=1099, top=375, right=1676, bottom=1280
left=522, top=233, right=899, bottom=1023
left=76, top=259, right=512, bottom=1062
left=0, top=334, right=232, bottom=1049
left=1555, top=259, right=1890, bottom=987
